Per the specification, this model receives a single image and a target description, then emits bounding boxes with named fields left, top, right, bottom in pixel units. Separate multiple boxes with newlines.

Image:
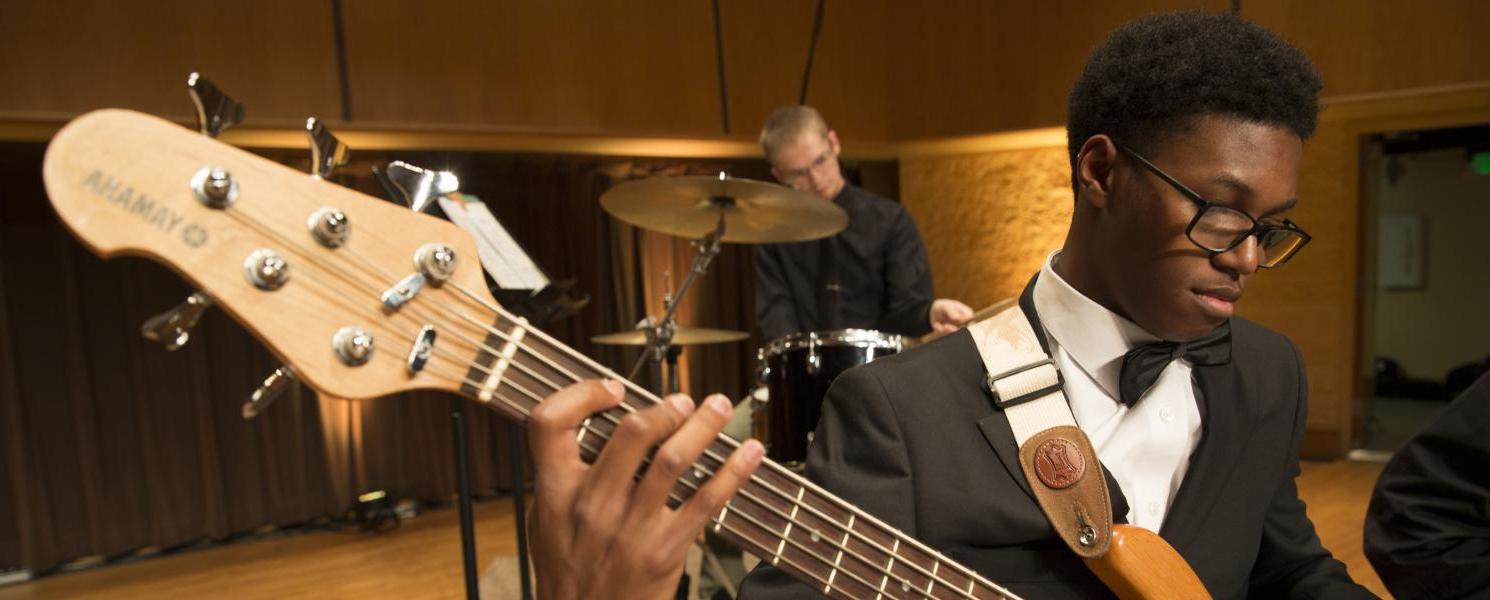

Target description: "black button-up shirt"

left=753, top=184, right=935, bottom=341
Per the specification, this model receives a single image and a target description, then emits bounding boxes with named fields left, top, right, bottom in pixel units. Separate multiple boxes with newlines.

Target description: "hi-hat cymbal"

left=600, top=175, right=847, bottom=243
left=591, top=326, right=750, bottom=346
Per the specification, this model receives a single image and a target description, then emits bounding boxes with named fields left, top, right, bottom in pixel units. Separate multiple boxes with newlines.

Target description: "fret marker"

left=478, top=319, right=528, bottom=402
left=901, top=580, right=911, bottom=593
left=713, top=505, right=729, bottom=533
left=810, top=530, right=820, bottom=543
left=576, top=417, right=593, bottom=445
left=693, top=467, right=705, bottom=481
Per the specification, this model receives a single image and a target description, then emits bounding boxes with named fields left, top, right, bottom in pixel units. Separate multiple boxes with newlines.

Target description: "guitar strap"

left=968, top=304, right=1114, bottom=559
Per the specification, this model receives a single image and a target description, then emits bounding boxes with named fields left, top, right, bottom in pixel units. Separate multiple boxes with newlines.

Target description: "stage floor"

left=0, top=460, right=1389, bottom=598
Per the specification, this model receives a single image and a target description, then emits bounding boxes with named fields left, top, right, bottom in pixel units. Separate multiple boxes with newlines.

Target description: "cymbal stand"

left=626, top=211, right=726, bottom=395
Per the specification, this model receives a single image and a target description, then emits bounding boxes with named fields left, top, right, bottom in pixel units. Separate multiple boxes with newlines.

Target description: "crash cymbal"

left=591, top=326, right=750, bottom=346
left=600, top=175, right=847, bottom=243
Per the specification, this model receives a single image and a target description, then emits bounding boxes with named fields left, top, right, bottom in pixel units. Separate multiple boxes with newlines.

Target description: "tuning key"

left=243, top=365, right=296, bottom=419
left=158, top=72, right=243, bottom=349
left=376, top=160, right=459, bottom=214
left=140, top=291, right=213, bottom=351
left=186, top=72, right=244, bottom=138
left=306, top=117, right=350, bottom=179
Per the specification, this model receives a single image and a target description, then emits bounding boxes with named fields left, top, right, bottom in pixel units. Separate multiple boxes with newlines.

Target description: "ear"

left=826, top=129, right=841, bottom=155
left=1076, top=135, right=1119, bottom=209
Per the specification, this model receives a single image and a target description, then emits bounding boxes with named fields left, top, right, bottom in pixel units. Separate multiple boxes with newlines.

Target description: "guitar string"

left=479, top=375, right=907, bottom=599
left=474, top=386, right=890, bottom=600
left=221, top=204, right=1008, bottom=599
left=221, top=208, right=542, bottom=387
left=225, top=203, right=1003, bottom=599
left=428, top=277, right=1010, bottom=596
left=439, top=305, right=1004, bottom=599
left=225, top=208, right=983, bottom=600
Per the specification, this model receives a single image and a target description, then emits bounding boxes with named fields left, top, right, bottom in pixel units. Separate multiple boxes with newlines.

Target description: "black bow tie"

left=1118, top=322, right=1232, bottom=408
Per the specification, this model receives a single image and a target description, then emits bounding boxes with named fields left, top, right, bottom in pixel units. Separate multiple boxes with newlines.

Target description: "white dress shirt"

left=1031, top=251, right=1203, bottom=532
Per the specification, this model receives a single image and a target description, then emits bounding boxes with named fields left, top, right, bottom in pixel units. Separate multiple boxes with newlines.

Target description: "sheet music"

left=437, top=194, right=550, bottom=291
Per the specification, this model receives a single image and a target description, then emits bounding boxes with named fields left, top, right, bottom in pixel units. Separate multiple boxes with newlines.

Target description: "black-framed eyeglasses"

left=1114, top=140, right=1311, bottom=268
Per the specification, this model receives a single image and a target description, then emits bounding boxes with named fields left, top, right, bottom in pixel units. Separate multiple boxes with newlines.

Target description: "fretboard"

left=458, top=312, right=1021, bottom=600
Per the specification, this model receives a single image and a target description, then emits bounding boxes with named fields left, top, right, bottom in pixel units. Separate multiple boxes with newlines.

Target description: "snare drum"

left=754, top=329, right=902, bottom=466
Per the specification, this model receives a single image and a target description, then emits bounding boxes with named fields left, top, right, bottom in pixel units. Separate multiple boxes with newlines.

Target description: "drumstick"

left=915, top=296, right=1017, bottom=345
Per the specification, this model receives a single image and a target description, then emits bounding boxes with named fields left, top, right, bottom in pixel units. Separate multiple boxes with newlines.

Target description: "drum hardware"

left=623, top=212, right=726, bottom=395
left=598, top=172, right=848, bottom=396
left=756, top=329, right=903, bottom=466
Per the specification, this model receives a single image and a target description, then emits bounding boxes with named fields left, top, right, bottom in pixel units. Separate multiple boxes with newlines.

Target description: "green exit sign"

left=1474, top=152, right=1490, bottom=175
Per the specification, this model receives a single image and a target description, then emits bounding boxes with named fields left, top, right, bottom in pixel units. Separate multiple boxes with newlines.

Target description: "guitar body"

left=1085, top=525, right=1211, bottom=599
left=42, top=109, right=1212, bottom=600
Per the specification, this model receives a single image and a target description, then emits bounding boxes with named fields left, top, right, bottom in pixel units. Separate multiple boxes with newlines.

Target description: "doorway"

left=1356, top=124, right=1490, bottom=454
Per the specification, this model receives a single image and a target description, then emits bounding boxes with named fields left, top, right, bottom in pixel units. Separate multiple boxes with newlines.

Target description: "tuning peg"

left=305, top=117, right=350, bottom=179
left=140, top=291, right=213, bottom=351
left=168, top=71, right=240, bottom=346
left=186, top=72, right=244, bottom=138
left=375, top=161, right=459, bottom=214
left=242, top=365, right=296, bottom=419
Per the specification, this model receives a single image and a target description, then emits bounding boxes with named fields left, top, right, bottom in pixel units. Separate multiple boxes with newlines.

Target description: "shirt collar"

left=1032, top=251, right=1160, bottom=399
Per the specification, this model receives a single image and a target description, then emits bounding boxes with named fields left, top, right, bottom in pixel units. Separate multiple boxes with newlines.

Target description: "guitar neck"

left=455, top=310, right=1020, bottom=600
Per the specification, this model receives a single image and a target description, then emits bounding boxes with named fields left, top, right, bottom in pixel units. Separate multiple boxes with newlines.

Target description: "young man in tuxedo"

left=735, top=11, right=1372, bottom=598
left=526, top=11, right=1374, bottom=600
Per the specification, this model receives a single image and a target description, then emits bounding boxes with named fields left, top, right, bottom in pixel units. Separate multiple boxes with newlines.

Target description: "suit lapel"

left=1159, top=358, right=1252, bottom=546
left=977, top=410, right=1036, bottom=501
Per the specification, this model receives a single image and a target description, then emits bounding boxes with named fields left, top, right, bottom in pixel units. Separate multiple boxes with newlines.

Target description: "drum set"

left=593, top=174, right=901, bottom=468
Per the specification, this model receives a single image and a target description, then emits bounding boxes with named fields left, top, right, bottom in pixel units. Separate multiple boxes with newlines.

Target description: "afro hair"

left=1066, top=11, right=1322, bottom=185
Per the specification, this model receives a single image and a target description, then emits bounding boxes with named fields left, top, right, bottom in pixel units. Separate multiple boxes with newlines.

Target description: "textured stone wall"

left=900, top=147, right=1074, bottom=310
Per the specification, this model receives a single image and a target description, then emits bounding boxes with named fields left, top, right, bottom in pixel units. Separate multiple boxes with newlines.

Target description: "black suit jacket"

left=739, top=317, right=1371, bottom=598
left=1364, top=371, right=1490, bottom=599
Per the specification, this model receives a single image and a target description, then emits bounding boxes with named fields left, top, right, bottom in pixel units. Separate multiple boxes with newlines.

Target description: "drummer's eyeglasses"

left=1113, top=140, right=1311, bottom=268
left=775, top=148, right=837, bottom=188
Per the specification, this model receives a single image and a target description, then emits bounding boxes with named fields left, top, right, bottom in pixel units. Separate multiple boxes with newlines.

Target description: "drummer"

left=754, top=105, right=973, bottom=341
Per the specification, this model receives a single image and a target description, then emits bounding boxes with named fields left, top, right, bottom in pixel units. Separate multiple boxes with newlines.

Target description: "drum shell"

left=755, top=330, right=900, bottom=465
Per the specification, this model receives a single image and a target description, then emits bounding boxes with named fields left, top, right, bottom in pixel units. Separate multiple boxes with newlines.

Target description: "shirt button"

left=1148, top=501, right=1161, bottom=516
left=1159, top=406, right=1175, bottom=422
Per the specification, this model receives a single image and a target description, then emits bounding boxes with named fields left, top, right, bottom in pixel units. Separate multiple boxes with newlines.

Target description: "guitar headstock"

left=42, top=108, right=496, bottom=401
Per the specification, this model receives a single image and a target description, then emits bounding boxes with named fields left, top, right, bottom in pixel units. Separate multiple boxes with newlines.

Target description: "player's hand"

left=930, top=298, right=975, bottom=334
left=528, top=380, right=764, bottom=600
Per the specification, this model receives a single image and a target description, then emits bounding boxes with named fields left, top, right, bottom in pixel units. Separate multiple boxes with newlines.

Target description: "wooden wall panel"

left=887, top=0, right=1225, bottom=140
left=340, top=0, right=891, bottom=141
left=340, top=0, right=723, bottom=135
left=1244, top=0, right=1490, bottom=98
left=717, top=0, right=890, bottom=142
left=0, top=0, right=341, bottom=127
